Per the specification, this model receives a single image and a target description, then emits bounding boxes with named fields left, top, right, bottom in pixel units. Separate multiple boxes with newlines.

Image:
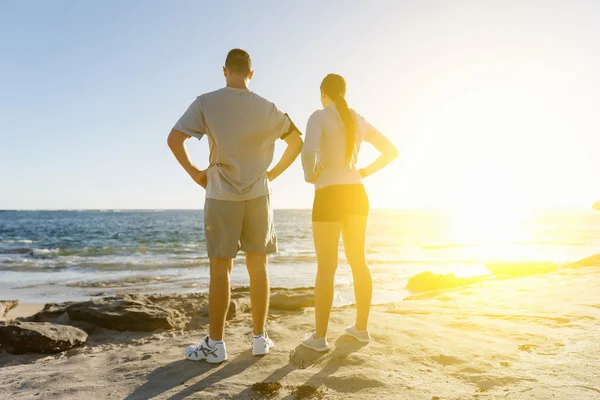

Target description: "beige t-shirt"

left=301, top=104, right=385, bottom=189
left=174, top=87, right=292, bottom=201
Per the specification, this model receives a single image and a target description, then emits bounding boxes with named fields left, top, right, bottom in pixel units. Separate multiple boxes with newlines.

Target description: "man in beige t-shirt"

left=168, top=49, right=303, bottom=363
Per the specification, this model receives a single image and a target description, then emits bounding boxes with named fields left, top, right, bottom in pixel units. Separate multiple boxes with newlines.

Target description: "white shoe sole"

left=253, top=348, right=271, bottom=356
left=206, top=356, right=227, bottom=364
left=344, top=329, right=371, bottom=343
left=252, top=342, right=273, bottom=356
left=185, top=352, right=226, bottom=363
left=300, top=341, right=329, bottom=352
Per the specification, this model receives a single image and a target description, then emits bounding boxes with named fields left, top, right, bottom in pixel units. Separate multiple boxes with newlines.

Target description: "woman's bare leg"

left=312, top=221, right=342, bottom=339
left=341, top=215, right=372, bottom=331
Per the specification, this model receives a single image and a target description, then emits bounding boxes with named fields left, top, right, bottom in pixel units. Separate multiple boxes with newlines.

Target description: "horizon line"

left=0, top=206, right=593, bottom=212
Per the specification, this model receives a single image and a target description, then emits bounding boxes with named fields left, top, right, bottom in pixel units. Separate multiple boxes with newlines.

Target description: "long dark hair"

left=320, top=74, right=355, bottom=161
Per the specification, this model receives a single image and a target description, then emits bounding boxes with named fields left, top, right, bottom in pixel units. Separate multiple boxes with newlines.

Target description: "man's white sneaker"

left=344, top=325, right=371, bottom=343
left=252, top=332, right=274, bottom=356
left=300, top=332, right=329, bottom=352
left=184, top=336, right=227, bottom=363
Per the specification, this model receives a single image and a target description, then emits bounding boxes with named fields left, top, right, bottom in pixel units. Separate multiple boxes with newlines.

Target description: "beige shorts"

left=204, top=195, right=277, bottom=259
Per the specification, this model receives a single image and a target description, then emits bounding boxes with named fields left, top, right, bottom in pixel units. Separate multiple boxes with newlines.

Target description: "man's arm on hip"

left=167, top=129, right=207, bottom=189
left=267, top=117, right=303, bottom=182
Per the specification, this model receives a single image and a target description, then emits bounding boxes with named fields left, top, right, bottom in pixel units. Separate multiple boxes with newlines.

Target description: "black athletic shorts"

left=312, top=184, right=370, bottom=222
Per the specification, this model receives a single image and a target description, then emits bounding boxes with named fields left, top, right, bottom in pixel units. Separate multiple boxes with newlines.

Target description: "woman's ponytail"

left=320, top=74, right=355, bottom=162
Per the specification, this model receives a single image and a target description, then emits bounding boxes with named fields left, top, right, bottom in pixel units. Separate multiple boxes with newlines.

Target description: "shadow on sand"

left=233, top=335, right=367, bottom=399
left=125, top=350, right=259, bottom=400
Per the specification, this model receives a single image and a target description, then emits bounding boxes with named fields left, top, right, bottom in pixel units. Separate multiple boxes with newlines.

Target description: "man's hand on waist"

left=189, top=166, right=208, bottom=189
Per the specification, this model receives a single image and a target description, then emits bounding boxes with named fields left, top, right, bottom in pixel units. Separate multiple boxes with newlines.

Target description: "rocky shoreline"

left=2, top=255, right=596, bottom=356
left=0, top=288, right=314, bottom=355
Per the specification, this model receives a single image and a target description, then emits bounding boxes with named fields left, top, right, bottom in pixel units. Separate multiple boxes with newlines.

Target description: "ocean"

left=1, top=209, right=599, bottom=304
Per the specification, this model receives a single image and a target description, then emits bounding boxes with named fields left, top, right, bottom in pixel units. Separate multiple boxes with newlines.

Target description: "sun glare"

left=449, top=202, right=530, bottom=243
left=445, top=199, right=538, bottom=265
left=395, top=84, right=583, bottom=210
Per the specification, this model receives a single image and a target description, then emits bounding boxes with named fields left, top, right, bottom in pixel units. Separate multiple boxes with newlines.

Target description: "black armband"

left=281, top=113, right=301, bottom=139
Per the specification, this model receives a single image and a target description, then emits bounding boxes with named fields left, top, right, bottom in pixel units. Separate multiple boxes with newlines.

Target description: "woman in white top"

left=301, top=74, right=398, bottom=351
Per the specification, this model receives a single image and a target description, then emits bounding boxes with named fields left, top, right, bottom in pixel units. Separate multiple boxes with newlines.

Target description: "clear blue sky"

left=2, top=1, right=600, bottom=210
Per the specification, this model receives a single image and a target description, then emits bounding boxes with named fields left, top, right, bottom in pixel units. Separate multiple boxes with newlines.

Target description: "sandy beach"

left=5, top=304, right=44, bottom=320
left=1, top=262, right=599, bottom=400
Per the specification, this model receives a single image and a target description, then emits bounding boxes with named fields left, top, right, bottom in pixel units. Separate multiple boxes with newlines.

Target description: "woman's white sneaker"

left=184, top=336, right=227, bottom=363
left=301, top=332, right=329, bottom=352
left=344, top=325, right=371, bottom=343
left=252, top=332, right=274, bottom=356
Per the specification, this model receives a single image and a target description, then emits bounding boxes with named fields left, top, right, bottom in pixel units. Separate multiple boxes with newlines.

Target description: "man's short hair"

left=225, top=49, right=252, bottom=75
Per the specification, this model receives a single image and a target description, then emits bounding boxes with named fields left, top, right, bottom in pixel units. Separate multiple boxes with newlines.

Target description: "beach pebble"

left=0, top=321, right=87, bottom=354
left=227, top=298, right=250, bottom=320
left=270, top=291, right=314, bottom=311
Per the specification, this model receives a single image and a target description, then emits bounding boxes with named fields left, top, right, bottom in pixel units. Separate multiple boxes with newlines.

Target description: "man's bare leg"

left=209, top=257, right=233, bottom=341
left=246, top=252, right=269, bottom=335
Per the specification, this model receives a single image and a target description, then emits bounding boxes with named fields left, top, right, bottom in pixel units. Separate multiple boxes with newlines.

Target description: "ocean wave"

left=58, top=247, right=122, bottom=257
left=421, top=240, right=592, bottom=250
left=58, top=245, right=205, bottom=257
left=30, top=248, right=60, bottom=258
left=0, top=258, right=210, bottom=272
left=1, top=239, right=34, bottom=244
left=368, top=258, right=476, bottom=265
left=73, top=260, right=210, bottom=270
left=0, top=247, right=523, bottom=270
left=0, top=247, right=61, bottom=258
left=269, top=253, right=482, bottom=266
left=0, top=247, right=33, bottom=255
left=0, top=242, right=568, bottom=274
left=269, top=254, right=316, bottom=264
left=66, top=275, right=179, bottom=288
left=1, top=245, right=207, bottom=259
left=0, top=264, right=68, bottom=272
left=420, top=243, right=477, bottom=250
